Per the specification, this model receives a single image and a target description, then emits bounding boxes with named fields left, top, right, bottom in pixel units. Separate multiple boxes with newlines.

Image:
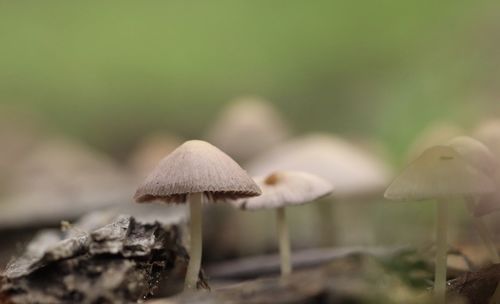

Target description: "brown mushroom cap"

left=232, top=170, right=334, bottom=210
left=134, top=140, right=261, bottom=203
left=385, top=145, right=495, bottom=201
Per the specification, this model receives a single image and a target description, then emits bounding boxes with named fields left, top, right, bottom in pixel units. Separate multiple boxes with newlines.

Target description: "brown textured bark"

left=448, top=263, right=500, bottom=304
left=0, top=216, right=203, bottom=304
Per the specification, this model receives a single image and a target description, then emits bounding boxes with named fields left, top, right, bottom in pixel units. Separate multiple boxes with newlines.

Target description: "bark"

left=0, top=215, right=200, bottom=304
left=448, top=263, right=500, bottom=304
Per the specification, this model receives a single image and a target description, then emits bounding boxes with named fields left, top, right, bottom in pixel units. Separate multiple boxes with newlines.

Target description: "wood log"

left=0, top=215, right=195, bottom=304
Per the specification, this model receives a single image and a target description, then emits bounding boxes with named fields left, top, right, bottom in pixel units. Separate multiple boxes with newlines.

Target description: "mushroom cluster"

left=129, top=115, right=500, bottom=303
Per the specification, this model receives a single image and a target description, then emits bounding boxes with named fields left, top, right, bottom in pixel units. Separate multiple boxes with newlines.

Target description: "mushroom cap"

left=447, top=136, right=498, bottom=178
left=385, top=145, right=495, bottom=201
left=206, top=96, right=290, bottom=162
left=128, top=133, right=182, bottom=179
left=406, top=121, right=463, bottom=162
left=0, top=136, right=133, bottom=229
left=232, top=171, right=334, bottom=210
left=474, top=119, right=500, bottom=157
left=134, top=140, right=261, bottom=203
left=247, top=133, right=391, bottom=198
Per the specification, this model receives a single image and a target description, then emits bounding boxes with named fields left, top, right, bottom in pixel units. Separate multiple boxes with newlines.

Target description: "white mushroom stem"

left=434, top=199, right=449, bottom=304
left=184, top=192, right=203, bottom=290
left=276, top=207, right=292, bottom=276
left=465, top=199, right=500, bottom=263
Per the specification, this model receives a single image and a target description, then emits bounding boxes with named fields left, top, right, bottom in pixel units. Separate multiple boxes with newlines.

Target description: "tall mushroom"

left=385, top=145, right=495, bottom=303
left=134, top=140, right=261, bottom=290
left=232, top=170, right=333, bottom=276
left=447, top=136, right=500, bottom=263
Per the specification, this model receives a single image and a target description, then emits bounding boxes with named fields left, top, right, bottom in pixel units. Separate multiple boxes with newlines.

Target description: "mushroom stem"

left=276, top=207, right=292, bottom=276
left=434, top=199, right=449, bottom=304
left=465, top=199, right=500, bottom=263
left=184, top=192, right=203, bottom=290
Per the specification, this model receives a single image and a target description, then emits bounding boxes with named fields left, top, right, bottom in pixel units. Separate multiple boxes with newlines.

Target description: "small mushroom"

left=233, top=170, right=333, bottom=276
left=248, top=133, right=390, bottom=199
left=385, top=145, right=495, bottom=303
left=447, top=136, right=500, bottom=263
left=128, top=133, right=182, bottom=179
left=247, top=133, right=391, bottom=245
left=206, top=96, right=290, bottom=162
left=134, top=140, right=261, bottom=290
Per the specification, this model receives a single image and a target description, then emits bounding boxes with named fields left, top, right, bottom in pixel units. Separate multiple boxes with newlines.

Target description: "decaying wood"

left=448, top=263, right=500, bottom=304
left=2, top=211, right=494, bottom=304
left=0, top=215, right=197, bottom=304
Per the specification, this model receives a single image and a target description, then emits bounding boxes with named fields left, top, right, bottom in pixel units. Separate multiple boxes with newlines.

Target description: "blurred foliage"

left=0, top=1, right=499, bottom=162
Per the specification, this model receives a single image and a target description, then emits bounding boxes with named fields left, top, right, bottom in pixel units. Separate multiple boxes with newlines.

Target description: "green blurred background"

left=2, top=1, right=499, bottom=162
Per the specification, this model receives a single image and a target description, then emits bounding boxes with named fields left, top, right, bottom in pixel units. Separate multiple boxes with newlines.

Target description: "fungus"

left=0, top=136, right=132, bottom=229
left=206, top=96, right=290, bottom=162
left=232, top=170, right=333, bottom=276
left=405, top=121, right=463, bottom=162
left=248, top=133, right=390, bottom=199
left=247, top=133, right=391, bottom=245
left=385, top=145, right=495, bottom=303
left=474, top=119, right=500, bottom=157
left=128, top=133, right=182, bottom=179
left=447, top=136, right=500, bottom=263
left=134, top=140, right=261, bottom=290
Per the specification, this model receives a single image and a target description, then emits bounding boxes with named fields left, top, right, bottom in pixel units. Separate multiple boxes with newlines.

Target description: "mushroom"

left=474, top=119, right=500, bottom=157
left=247, top=133, right=390, bottom=199
left=206, top=96, right=290, bottom=162
left=128, top=133, right=182, bottom=179
left=232, top=170, right=333, bottom=276
left=405, top=121, right=463, bottom=162
left=0, top=136, right=133, bottom=229
left=471, top=120, right=500, bottom=216
left=247, top=133, right=391, bottom=245
left=446, top=136, right=500, bottom=263
left=385, top=145, right=495, bottom=303
left=448, top=136, right=500, bottom=304
left=134, top=140, right=261, bottom=290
